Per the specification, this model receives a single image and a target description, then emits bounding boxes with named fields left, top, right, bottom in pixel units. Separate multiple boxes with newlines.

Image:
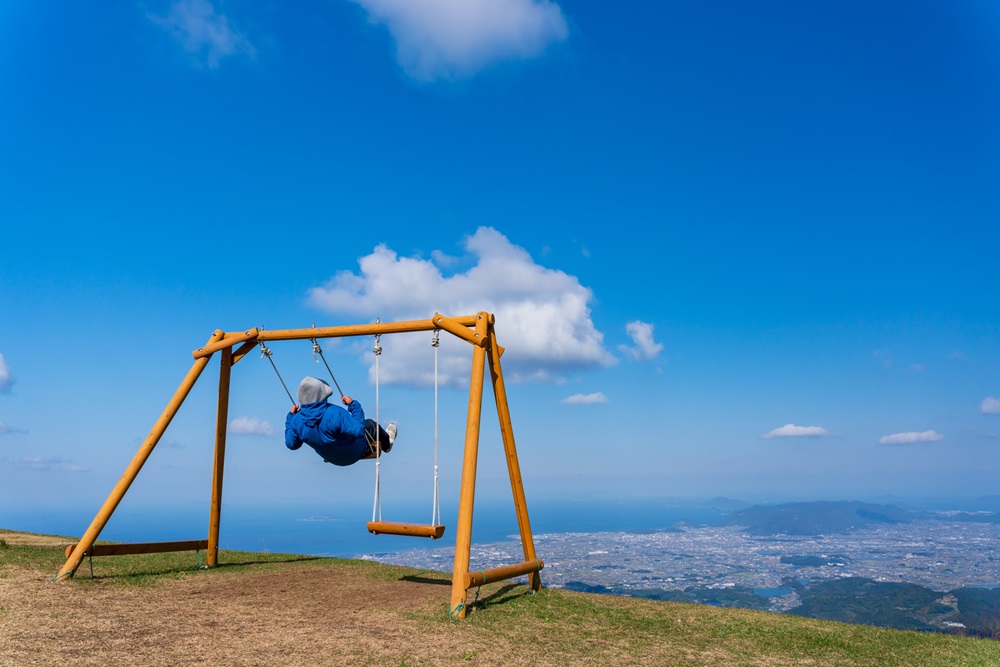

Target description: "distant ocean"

left=2, top=498, right=724, bottom=561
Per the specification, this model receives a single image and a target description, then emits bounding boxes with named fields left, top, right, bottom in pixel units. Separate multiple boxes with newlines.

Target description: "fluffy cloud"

left=562, top=392, right=607, bottom=405
left=0, top=353, right=13, bottom=393
left=229, top=416, right=274, bottom=436
left=10, top=456, right=88, bottom=472
left=763, top=424, right=831, bottom=439
left=0, top=421, right=25, bottom=436
left=980, top=397, right=1000, bottom=415
left=307, top=227, right=614, bottom=386
left=879, top=430, right=943, bottom=445
left=872, top=349, right=893, bottom=369
left=149, top=0, right=255, bottom=68
left=619, top=321, right=663, bottom=361
left=352, top=0, right=568, bottom=80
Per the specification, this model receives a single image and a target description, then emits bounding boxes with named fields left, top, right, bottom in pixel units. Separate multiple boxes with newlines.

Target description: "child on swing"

left=285, top=376, right=397, bottom=466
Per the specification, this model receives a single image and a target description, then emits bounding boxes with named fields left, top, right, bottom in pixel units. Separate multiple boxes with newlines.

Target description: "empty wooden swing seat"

left=366, top=521, right=446, bottom=539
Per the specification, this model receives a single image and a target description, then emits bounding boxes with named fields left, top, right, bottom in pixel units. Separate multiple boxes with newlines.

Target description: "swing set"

left=55, top=312, right=542, bottom=618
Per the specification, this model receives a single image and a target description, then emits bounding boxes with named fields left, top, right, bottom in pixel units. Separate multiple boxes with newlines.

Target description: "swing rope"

left=432, top=328, right=441, bottom=528
left=365, top=325, right=447, bottom=539
left=310, top=323, right=346, bottom=399
left=260, top=340, right=295, bottom=406
left=371, top=324, right=383, bottom=524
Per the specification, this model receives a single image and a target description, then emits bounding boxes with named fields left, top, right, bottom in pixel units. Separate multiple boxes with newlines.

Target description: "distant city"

left=364, top=500, right=1000, bottom=638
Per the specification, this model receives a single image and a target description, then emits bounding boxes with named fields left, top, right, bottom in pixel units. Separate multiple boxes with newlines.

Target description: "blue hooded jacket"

left=285, top=377, right=370, bottom=466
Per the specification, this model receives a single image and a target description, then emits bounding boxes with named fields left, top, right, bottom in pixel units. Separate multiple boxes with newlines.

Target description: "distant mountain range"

left=701, top=497, right=754, bottom=512
left=716, top=500, right=917, bottom=535
left=703, top=499, right=1000, bottom=535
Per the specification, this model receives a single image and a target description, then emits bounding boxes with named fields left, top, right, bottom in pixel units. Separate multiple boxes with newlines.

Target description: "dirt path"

left=0, top=546, right=537, bottom=667
left=1, top=566, right=375, bottom=665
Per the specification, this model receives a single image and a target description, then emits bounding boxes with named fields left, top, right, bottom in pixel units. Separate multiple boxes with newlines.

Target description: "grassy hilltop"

left=2, top=529, right=999, bottom=667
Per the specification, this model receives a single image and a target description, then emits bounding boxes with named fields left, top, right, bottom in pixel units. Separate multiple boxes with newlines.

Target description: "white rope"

left=432, top=329, right=441, bottom=527
left=371, top=324, right=382, bottom=524
left=370, top=325, right=441, bottom=529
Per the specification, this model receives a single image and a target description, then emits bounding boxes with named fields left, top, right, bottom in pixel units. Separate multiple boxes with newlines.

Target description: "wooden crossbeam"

left=63, top=539, right=208, bottom=559
left=230, top=339, right=259, bottom=365
left=463, top=559, right=544, bottom=590
left=194, top=329, right=258, bottom=359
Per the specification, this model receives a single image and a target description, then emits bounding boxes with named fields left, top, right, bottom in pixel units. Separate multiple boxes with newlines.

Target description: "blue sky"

left=1, top=0, right=998, bottom=525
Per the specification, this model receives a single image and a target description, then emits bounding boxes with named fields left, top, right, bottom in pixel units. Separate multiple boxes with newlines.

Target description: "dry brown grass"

left=3, top=558, right=460, bottom=666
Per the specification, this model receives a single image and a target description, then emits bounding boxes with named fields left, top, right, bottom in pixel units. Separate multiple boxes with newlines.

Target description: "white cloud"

left=0, top=353, right=13, bottom=394
left=879, top=430, right=943, bottom=445
left=13, top=456, right=88, bottom=472
left=307, top=227, right=614, bottom=386
left=131, top=435, right=182, bottom=449
left=430, top=249, right=460, bottom=268
left=618, top=321, right=663, bottom=361
left=980, top=397, right=1000, bottom=415
left=352, top=0, right=568, bottom=80
left=872, top=349, right=893, bottom=369
left=229, top=416, right=274, bottom=436
left=0, top=421, right=25, bottom=436
left=763, top=424, right=831, bottom=439
left=562, top=392, right=607, bottom=405
left=149, top=0, right=255, bottom=68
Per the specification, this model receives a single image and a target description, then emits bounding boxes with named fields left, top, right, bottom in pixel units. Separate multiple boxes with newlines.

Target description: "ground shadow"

left=214, top=556, right=325, bottom=569
left=467, top=583, right=535, bottom=611
left=401, top=574, right=452, bottom=586
left=80, top=555, right=325, bottom=581
left=397, top=574, right=538, bottom=609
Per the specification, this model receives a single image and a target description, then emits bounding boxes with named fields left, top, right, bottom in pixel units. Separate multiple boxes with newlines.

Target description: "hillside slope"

left=2, top=530, right=998, bottom=667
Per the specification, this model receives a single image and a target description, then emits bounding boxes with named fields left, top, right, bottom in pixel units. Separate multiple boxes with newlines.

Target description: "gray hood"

left=297, top=376, right=333, bottom=405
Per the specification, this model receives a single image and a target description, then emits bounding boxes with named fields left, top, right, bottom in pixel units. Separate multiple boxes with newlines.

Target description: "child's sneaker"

left=386, top=423, right=398, bottom=445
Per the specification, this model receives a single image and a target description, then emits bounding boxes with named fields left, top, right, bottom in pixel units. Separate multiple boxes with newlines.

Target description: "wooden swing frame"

left=55, top=312, right=542, bottom=618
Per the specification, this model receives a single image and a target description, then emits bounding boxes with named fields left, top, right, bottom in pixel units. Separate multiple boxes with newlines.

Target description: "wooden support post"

left=487, top=324, right=542, bottom=591
left=54, top=330, right=225, bottom=581
left=449, top=314, right=489, bottom=618
left=207, top=346, right=232, bottom=567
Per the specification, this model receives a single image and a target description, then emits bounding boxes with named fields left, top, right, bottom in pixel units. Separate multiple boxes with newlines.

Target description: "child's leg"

left=364, top=419, right=393, bottom=454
